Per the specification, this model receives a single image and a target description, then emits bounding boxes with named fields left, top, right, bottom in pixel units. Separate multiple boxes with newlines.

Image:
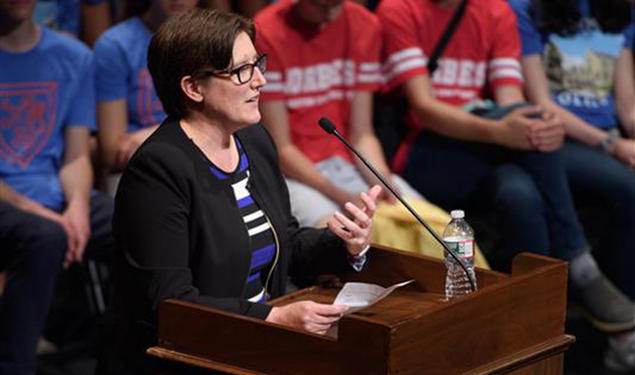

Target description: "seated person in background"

left=510, top=0, right=635, bottom=370
left=34, top=0, right=112, bottom=45
left=112, top=9, right=379, bottom=373
left=377, top=0, right=635, bottom=343
left=0, top=0, right=114, bottom=373
left=254, top=0, right=488, bottom=265
left=95, top=0, right=199, bottom=194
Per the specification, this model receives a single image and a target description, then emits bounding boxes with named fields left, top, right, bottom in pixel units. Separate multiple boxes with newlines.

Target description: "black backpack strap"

left=427, top=0, right=469, bottom=74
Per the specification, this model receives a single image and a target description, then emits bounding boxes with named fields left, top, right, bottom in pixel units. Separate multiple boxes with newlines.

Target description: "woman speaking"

left=110, top=8, right=380, bottom=373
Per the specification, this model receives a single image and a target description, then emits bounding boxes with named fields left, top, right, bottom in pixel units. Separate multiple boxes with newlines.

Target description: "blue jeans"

left=404, top=132, right=589, bottom=262
left=0, top=192, right=114, bottom=375
left=562, top=140, right=635, bottom=299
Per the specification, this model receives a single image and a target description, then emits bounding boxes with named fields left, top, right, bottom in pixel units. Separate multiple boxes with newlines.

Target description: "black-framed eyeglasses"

left=207, top=54, right=267, bottom=85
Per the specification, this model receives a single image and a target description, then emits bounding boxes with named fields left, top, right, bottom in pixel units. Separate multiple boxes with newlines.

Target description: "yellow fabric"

left=370, top=197, right=490, bottom=269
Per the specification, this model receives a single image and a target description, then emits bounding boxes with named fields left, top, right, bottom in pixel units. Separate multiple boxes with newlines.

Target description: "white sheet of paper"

left=333, top=280, right=415, bottom=314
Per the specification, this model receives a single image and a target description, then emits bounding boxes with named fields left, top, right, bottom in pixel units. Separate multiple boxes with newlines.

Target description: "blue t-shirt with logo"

left=94, top=17, right=166, bottom=133
left=510, top=0, right=634, bottom=129
left=0, top=27, right=96, bottom=210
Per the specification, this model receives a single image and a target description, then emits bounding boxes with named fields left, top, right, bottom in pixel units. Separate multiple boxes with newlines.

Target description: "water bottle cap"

left=450, top=210, right=465, bottom=219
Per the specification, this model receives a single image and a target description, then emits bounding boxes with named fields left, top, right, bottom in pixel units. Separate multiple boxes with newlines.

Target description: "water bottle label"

left=444, top=240, right=474, bottom=259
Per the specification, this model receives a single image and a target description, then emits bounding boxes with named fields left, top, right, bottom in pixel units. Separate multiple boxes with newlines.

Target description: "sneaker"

left=573, top=275, right=635, bottom=332
left=605, top=330, right=635, bottom=372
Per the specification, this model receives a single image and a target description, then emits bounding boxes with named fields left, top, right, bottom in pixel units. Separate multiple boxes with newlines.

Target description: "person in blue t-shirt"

left=94, top=0, right=198, bottom=188
left=509, top=0, right=635, bottom=371
left=0, top=0, right=114, bottom=373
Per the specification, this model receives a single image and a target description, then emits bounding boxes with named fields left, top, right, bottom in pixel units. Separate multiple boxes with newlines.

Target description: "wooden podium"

left=148, top=246, right=574, bottom=374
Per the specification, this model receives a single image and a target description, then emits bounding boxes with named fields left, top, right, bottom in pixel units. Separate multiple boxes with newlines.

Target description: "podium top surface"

left=270, top=285, right=448, bottom=327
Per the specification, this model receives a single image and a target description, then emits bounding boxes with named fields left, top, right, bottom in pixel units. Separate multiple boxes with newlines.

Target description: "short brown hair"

left=148, top=9, right=255, bottom=118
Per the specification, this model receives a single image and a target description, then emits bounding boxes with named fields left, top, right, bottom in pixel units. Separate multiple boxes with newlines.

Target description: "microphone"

left=317, top=117, right=476, bottom=292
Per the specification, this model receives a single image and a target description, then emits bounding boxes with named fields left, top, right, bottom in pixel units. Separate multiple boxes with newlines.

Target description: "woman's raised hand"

left=327, top=185, right=382, bottom=256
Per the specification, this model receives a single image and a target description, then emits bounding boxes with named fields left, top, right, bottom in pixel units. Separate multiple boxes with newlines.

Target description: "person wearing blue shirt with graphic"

left=95, top=0, right=198, bottom=181
left=0, top=0, right=113, bottom=373
left=510, top=0, right=635, bottom=371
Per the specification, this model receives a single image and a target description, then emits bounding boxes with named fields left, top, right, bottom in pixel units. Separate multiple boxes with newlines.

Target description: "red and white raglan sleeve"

left=487, top=1, right=524, bottom=89
left=255, top=20, right=286, bottom=101
left=377, top=0, right=428, bottom=91
left=352, top=10, right=383, bottom=92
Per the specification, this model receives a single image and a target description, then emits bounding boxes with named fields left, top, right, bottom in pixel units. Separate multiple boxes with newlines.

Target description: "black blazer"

left=111, top=118, right=351, bottom=371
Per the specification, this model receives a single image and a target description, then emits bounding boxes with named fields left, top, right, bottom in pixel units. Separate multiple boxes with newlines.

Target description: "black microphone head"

left=318, top=117, right=336, bottom=134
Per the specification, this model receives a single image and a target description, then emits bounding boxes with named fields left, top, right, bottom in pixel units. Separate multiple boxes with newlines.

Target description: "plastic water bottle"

left=443, top=210, right=476, bottom=299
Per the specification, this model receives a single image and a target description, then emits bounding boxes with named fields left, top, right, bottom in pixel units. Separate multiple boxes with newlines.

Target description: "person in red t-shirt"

left=255, top=0, right=423, bottom=227
left=378, top=0, right=635, bottom=333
